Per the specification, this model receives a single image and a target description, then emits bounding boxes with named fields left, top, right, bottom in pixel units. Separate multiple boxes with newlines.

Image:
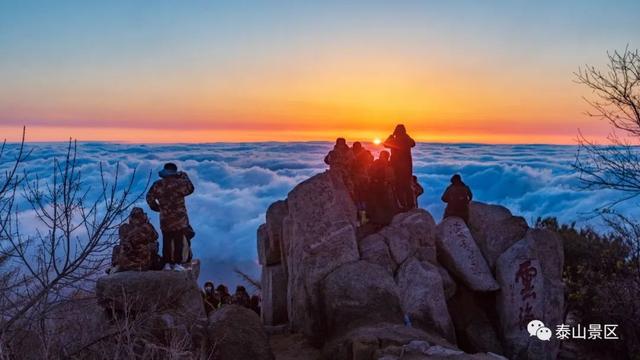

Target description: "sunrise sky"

left=1, top=1, right=638, bottom=143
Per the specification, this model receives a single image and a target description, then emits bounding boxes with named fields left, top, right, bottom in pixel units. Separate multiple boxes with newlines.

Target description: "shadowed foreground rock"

left=207, top=305, right=274, bottom=360
left=96, top=270, right=204, bottom=317
left=258, top=169, right=565, bottom=360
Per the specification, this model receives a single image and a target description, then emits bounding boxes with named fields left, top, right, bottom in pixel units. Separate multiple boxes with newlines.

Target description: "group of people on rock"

left=109, top=124, right=474, bottom=286
left=110, top=162, right=195, bottom=273
left=325, top=124, right=423, bottom=226
left=201, top=282, right=260, bottom=316
left=325, top=124, right=474, bottom=226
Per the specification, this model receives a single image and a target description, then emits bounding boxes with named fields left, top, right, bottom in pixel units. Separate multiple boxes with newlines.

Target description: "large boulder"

left=95, top=270, right=206, bottom=356
left=468, top=202, right=529, bottom=269
left=390, top=208, right=438, bottom=249
left=495, top=228, right=564, bottom=360
left=436, top=217, right=499, bottom=292
left=207, top=305, right=274, bottom=360
left=395, top=257, right=456, bottom=343
left=321, top=261, right=403, bottom=337
left=283, top=171, right=360, bottom=337
left=96, top=270, right=204, bottom=319
left=378, top=225, right=416, bottom=266
left=261, top=263, right=288, bottom=325
left=359, top=233, right=397, bottom=275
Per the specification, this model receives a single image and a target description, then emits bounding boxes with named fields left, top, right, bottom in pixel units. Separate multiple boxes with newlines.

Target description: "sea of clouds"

left=3, top=142, right=639, bottom=288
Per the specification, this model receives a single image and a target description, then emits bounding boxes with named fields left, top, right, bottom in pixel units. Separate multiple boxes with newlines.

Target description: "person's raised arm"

left=178, top=172, right=195, bottom=196
left=407, top=135, right=416, bottom=148
left=383, top=135, right=398, bottom=149
left=467, top=186, right=473, bottom=202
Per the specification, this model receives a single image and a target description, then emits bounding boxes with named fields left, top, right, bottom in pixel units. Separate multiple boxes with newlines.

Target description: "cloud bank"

left=4, top=142, right=639, bottom=287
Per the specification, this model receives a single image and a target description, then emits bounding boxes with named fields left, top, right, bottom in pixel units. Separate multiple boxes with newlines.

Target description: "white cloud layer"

left=3, top=142, right=639, bottom=288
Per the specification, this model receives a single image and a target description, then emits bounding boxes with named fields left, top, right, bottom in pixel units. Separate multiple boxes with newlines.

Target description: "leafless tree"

left=0, top=135, right=148, bottom=355
left=574, top=46, right=640, bottom=208
left=572, top=47, right=640, bottom=357
left=0, top=128, right=29, bottom=356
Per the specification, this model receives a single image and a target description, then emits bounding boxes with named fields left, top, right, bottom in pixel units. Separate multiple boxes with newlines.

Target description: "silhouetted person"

left=351, top=141, right=374, bottom=224
left=367, top=151, right=397, bottom=226
left=146, top=163, right=195, bottom=272
left=383, top=125, right=416, bottom=211
left=216, top=284, right=232, bottom=307
left=412, top=175, right=424, bottom=209
left=441, top=174, right=473, bottom=223
left=250, top=295, right=261, bottom=315
left=325, top=138, right=355, bottom=194
left=202, top=281, right=220, bottom=315
left=232, top=286, right=251, bottom=308
left=114, top=207, right=159, bottom=272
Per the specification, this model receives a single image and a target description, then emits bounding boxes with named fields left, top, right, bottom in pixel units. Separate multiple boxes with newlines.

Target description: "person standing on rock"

left=114, top=207, right=159, bottom=272
left=146, top=162, right=195, bottom=272
left=324, top=138, right=355, bottom=195
left=367, top=151, right=396, bottom=226
left=351, top=141, right=374, bottom=225
left=441, top=174, right=473, bottom=223
left=383, top=124, right=416, bottom=212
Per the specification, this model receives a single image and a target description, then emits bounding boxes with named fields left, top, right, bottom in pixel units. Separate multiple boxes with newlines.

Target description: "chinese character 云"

left=515, top=260, right=538, bottom=300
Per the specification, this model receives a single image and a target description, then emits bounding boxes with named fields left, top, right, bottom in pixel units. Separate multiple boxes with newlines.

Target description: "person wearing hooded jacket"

left=324, top=138, right=355, bottom=195
left=383, top=124, right=416, bottom=211
left=116, top=207, right=159, bottom=272
left=146, top=162, right=195, bottom=271
left=441, top=174, right=473, bottom=223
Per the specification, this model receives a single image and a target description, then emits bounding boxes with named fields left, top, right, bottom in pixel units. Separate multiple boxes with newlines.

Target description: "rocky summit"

left=258, top=168, right=565, bottom=360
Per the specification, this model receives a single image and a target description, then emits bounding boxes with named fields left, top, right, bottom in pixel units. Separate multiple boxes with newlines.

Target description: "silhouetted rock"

left=207, top=305, right=274, bottom=360
left=395, top=257, right=455, bottom=343
left=468, top=202, right=529, bottom=269
left=436, top=217, right=499, bottom=291
left=495, top=228, right=564, bottom=360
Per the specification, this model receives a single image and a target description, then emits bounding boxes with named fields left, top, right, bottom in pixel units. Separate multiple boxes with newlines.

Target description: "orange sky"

left=1, top=1, right=636, bottom=144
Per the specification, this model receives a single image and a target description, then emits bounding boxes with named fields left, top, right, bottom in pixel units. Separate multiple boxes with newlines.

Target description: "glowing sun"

left=373, top=138, right=382, bottom=145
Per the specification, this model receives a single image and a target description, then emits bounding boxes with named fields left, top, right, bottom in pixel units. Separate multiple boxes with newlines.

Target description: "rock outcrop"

left=258, top=169, right=565, bottom=360
left=207, top=305, right=274, bottom=360
left=496, top=228, right=564, bottom=360
left=436, top=217, right=500, bottom=292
